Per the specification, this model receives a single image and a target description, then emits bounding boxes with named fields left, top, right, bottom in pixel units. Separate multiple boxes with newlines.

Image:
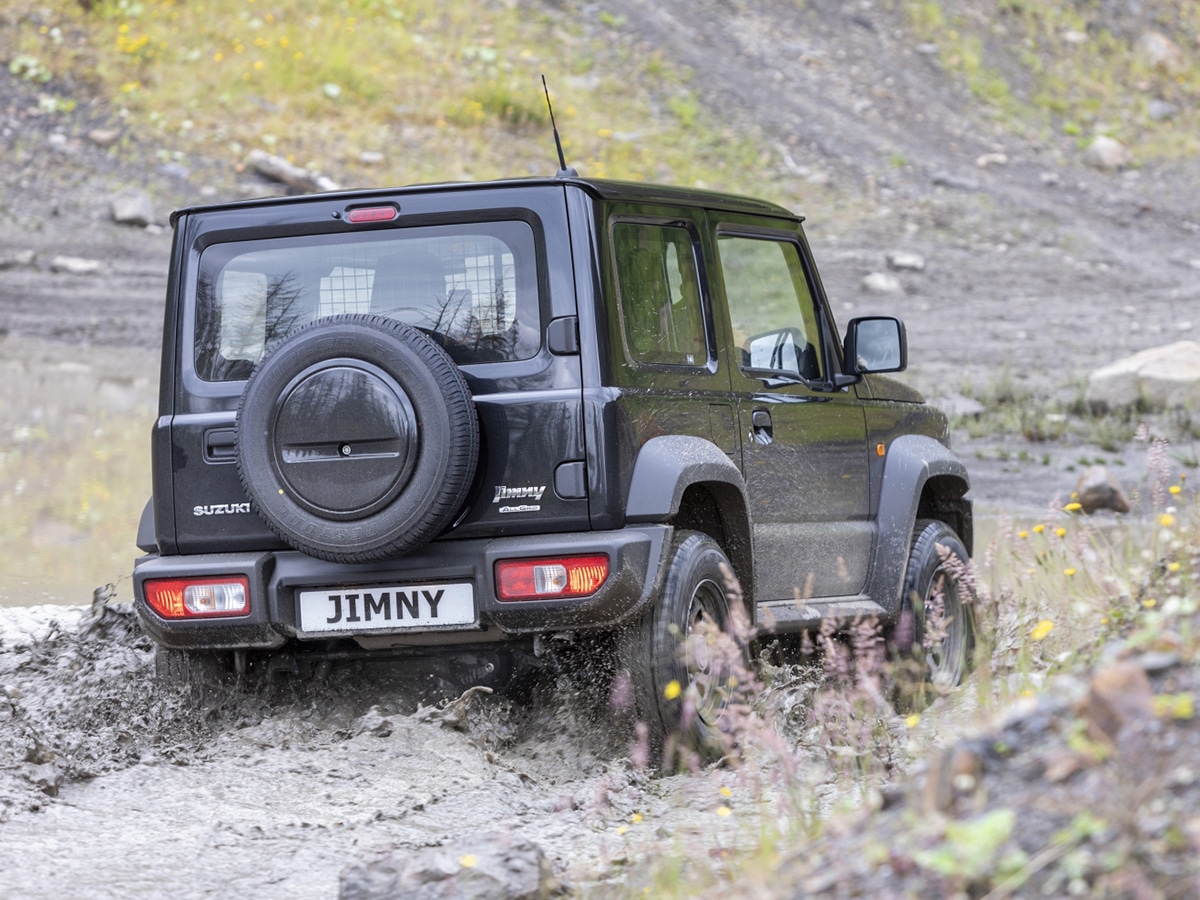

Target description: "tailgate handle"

left=204, top=428, right=238, bottom=463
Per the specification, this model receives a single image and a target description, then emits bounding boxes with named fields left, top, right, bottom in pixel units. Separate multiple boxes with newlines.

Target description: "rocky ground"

left=2, top=0, right=1200, bottom=896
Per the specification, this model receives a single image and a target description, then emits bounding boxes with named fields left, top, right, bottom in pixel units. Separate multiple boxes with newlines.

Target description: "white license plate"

left=298, top=582, right=475, bottom=633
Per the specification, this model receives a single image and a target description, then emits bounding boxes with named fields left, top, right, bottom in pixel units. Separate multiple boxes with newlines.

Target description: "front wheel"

left=622, top=531, right=748, bottom=769
left=891, top=519, right=976, bottom=711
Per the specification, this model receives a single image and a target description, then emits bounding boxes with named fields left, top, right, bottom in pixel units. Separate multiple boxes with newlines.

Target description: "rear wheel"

left=154, top=647, right=234, bottom=695
left=891, top=519, right=976, bottom=711
left=623, top=531, right=748, bottom=769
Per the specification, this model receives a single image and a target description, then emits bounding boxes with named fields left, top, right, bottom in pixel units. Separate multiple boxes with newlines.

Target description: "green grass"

left=1, top=0, right=775, bottom=200
left=904, top=0, right=1200, bottom=159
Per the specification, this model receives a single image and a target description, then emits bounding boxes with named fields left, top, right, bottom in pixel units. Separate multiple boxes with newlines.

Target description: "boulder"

left=886, top=251, right=926, bottom=272
left=862, top=272, right=902, bottom=293
left=1074, top=466, right=1131, bottom=514
left=49, top=256, right=101, bottom=275
left=1135, top=31, right=1186, bottom=76
left=1086, top=340, right=1200, bottom=410
left=1083, top=136, right=1129, bottom=170
left=339, top=832, right=562, bottom=900
left=110, top=189, right=156, bottom=227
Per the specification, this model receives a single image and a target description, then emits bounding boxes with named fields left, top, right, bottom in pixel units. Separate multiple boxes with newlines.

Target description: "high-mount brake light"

left=495, top=555, right=609, bottom=601
left=345, top=205, right=398, bottom=224
left=144, top=576, right=251, bottom=619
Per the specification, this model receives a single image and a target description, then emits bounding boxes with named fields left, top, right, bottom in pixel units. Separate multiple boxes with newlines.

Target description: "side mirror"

left=843, top=316, right=907, bottom=375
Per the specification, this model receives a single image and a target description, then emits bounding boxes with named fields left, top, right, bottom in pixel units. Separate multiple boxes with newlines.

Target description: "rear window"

left=194, top=220, right=540, bottom=381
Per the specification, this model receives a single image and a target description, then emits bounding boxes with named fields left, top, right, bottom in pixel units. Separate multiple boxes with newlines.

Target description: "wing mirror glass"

left=844, top=316, right=907, bottom=374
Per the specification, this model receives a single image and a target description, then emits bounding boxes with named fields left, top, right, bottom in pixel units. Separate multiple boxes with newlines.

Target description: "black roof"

left=169, top=175, right=799, bottom=226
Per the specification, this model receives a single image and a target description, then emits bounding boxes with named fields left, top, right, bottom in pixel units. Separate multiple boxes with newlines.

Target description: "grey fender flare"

left=624, top=436, right=755, bottom=614
left=625, top=435, right=746, bottom=522
left=866, top=434, right=972, bottom=617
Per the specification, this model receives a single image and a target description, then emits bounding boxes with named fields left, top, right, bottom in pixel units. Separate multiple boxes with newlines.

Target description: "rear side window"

left=194, top=220, right=540, bottom=381
left=612, top=222, right=708, bottom=367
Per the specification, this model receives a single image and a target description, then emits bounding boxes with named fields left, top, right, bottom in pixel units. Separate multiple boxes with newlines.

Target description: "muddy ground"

left=2, top=0, right=1200, bottom=895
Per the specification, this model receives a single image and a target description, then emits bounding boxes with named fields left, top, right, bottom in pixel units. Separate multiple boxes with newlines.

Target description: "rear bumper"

left=134, top=527, right=671, bottom=651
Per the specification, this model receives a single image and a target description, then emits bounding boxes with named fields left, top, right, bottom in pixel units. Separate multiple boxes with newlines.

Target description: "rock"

left=158, top=162, right=190, bottom=180
left=931, top=171, right=980, bottom=191
left=886, top=251, right=925, bottom=272
left=1074, top=466, right=1131, bottom=514
left=47, top=132, right=71, bottom=154
left=1039, top=171, right=1060, bottom=187
left=87, top=128, right=120, bottom=148
left=49, top=256, right=102, bottom=275
left=1083, top=135, right=1129, bottom=170
left=862, top=272, right=901, bottom=293
left=1148, top=100, right=1178, bottom=122
left=0, top=249, right=36, bottom=270
left=975, top=152, right=1007, bottom=168
left=339, top=832, right=562, bottom=900
left=359, top=151, right=384, bottom=165
left=1135, top=31, right=1186, bottom=76
left=1078, top=660, right=1154, bottom=744
left=110, top=189, right=156, bottom=227
left=1086, top=340, right=1200, bottom=410
left=247, top=149, right=340, bottom=193
left=934, top=392, right=986, bottom=418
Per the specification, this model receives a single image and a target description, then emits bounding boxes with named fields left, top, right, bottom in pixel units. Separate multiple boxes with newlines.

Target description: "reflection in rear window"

left=194, top=221, right=540, bottom=381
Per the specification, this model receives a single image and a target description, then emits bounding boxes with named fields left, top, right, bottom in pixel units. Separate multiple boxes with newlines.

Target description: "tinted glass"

left=613, top=222, right=707, bottom=367
left=195, top=220, right=539, bottom=381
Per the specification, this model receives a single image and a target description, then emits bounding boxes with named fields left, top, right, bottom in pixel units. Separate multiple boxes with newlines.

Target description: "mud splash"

left=0, top=595, right=960, bottom=897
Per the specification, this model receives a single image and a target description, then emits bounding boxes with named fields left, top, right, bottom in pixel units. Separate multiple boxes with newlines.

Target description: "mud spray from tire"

left=2, top=589, right=912, bottom=897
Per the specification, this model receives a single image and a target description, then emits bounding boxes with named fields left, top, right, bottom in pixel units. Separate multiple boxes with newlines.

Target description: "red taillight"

left=144, top=576, right=250, bottom=619
left=495, top=555, right=609, bottom=601
left=345, top=205, right=398, bottom=223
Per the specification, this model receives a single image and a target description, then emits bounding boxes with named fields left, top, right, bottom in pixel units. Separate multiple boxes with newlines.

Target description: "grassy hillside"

left=904, top=0, right=1200, bottom=158
left=3, top=0, right=765, bottom=194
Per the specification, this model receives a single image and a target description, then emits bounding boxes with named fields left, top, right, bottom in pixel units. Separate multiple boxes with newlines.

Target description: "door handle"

left=751, top=409, right=773, bottom=445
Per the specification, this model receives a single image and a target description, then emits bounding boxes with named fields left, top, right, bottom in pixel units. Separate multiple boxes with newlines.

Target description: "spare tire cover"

left=236, top=314, right=479, bottom=564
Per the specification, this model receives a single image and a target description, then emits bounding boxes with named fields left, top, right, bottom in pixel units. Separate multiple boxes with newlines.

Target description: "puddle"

left=0, top=335, right=158, bottom=607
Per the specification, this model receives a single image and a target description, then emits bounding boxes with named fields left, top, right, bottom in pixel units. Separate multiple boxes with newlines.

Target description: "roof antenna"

left=541, top=75, right=578, bottom=179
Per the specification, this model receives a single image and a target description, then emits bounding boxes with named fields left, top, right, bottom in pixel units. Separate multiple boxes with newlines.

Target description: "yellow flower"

left=1064, top=502, right=1082, bottom=512
left=253, top=60, right=264, bottom=70
left=459, top=855, right=477, bottom=869
left=1170, top=485, right=1182, bottom=495
left=616, top=825, right=628, bottom=835
left=1143, top=598, right=1157, bottom=608
left=1064, top=568, right=1077, bottom=576
left=1030, top=619, right=1054, bottom=641
left=214, top=51, right=224, bottom=62
left=720, top=786, right=732, bottom=798
left=1033, top=524, right=1045, bottom=534
left=904, top=713, right=921, bottom=728
left=1018, top=531, right=1029, bottom=539
left=663, top=679, right=681, bottom=700
left=1160, top=513, right=1176, bottom=528
left=716, top=806, right=732, bottom=817
left=1055, top=527, right=1067, bottom=538
left=629, top=812, right=643, bottom=824
left=1168, top=562, right=1182, bottom=573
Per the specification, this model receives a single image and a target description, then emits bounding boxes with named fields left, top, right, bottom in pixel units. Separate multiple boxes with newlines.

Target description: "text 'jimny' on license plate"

left=298, top=582, right=475, bottom=633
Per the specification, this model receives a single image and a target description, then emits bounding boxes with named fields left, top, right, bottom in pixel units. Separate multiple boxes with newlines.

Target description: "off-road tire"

left=236, top=314, right=479, bottom=564
left=891, top=518, right=976, bottom=712
left=154, top=646, right=233, bottom=690
left=622, top=531, right=748, bottom=769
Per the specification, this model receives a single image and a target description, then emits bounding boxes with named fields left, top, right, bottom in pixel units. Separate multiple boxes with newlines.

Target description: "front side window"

left=718, top=234, right=824, bottom=381
left=612, top=222, right=707, bottom=367
left=194, top=220, right=539, bottom=381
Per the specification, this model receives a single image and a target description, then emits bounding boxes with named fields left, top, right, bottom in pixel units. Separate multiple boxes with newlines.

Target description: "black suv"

left=133, top=174, right=973, bottom=758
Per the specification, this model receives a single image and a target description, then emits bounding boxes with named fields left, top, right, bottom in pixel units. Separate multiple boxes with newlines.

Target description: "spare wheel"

left=236, top=314, right=479, bottom=564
